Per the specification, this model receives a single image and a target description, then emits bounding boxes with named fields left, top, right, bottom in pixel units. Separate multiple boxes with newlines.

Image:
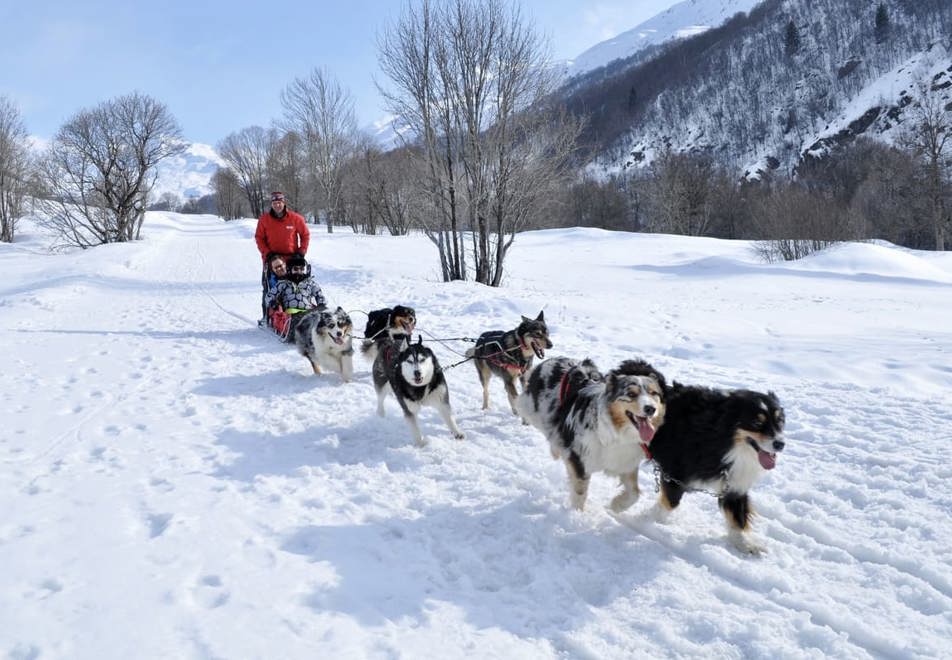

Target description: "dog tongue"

left=637, top=418, right=655, bottom=444
left=758, top=449, right=776, bottom=470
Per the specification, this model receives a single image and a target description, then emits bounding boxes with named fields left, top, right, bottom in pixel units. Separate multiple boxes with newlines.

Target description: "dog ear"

left=536, top=310, right=544, bottom=322
left=416, top=335, right=422, bottom=345
left=521, top=315, right=530, bottom=323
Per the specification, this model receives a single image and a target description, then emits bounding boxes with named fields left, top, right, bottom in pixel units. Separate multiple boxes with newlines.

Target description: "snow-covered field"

left=2, top=213, right=950, bottom=659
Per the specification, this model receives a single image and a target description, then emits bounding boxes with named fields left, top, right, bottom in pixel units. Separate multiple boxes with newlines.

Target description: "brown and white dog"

left=467, top=311, right=553, bottom=414
left=361, top=305, right=416, bottom=363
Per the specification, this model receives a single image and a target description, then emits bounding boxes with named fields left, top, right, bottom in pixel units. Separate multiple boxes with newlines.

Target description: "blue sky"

left=1, top=0, right=680, bottom=145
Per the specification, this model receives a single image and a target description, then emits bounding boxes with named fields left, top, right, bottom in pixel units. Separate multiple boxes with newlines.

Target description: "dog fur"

left=648, top=384, right=786, bottom=555
left=361, top=305, right=416, bottom=363
left=372, top=336, right=464, bottom=447
left=467, top=311, right=553, bottom=414
left=293, top=306, right=354, bottom=382
left=516, top=357, right=667, bottom=513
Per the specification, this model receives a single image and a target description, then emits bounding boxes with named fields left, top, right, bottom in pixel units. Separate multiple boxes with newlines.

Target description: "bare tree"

left=37, top=93, right=185, bottom=248
left=642, top=150, right=721, bottom=236
left=378, top=0, right=578, bottom=285
left=341, top=139, right=420, bottom=236
left=898, top=84, right=952, bottom=250
left=212, top=167, right=246, bottom=220
left=281, top=68, right=358, bottom=233
left=268, top=130, right=305, bottom=209
left=379, top=0, right=465, bottom=280
left=750, top=184, right=862, bottom=261
left=217, top=126, right=277, bottom=218
left=0, top=95, right=32, bottom=243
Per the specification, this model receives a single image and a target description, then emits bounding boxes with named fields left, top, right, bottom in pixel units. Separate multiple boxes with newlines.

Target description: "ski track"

left=2, top=216, right=951, bottom=659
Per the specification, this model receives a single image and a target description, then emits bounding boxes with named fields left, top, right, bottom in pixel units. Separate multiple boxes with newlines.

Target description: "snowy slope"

left=562, top=0, right=762, bottom=79
left=1, top=215, right=951, bottom=658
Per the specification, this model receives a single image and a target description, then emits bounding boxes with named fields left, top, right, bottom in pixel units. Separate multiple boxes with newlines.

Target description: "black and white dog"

left=293, top=307, right=354, bottom=382
left=516, top=358, right=667, bottom=513
left=373, top=335, right=465, bottom=447
left=649, top=384, right=786, bottom=555
left=361, top=305, right=417, bottom=363
left=467, top=311, right=553, bottom=414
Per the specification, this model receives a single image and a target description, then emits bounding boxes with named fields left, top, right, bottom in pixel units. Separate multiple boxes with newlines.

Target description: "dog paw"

left=651, top=503, right=672, bottom=524
left=609, top=491, right=638, bottom=513
left=453, top=431, right=465, bottom=440
left=729, top=531, right=767, bottom=556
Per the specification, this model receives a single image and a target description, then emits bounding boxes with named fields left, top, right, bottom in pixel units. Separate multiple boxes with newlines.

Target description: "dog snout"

left=643, top=404, right=656, bottom=417
left=773, top=439, right=785, bottom=452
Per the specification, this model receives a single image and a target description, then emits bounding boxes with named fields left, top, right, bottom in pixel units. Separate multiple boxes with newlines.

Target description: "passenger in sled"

left=264, top=255, right=327, bottom=341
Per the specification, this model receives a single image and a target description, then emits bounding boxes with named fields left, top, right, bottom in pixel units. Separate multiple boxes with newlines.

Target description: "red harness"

left=558, top=372, right=571, bottom=405
left=483, top=339, right=532, bottom=375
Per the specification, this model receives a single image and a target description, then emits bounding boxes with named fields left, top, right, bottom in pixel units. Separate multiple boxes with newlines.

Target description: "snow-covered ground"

left=1, top=213, right=951, bottom=659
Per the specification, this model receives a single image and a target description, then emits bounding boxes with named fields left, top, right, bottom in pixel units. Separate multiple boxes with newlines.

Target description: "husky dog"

left=361, top=305, right=417, bottom=363
left=648, top=384, right=786, bottom=555
left=467, top=311, right=553, bottom=414
left=516, top=358, right=667, bottom=513
left=293, top=306, right=354, bottom=382
left=373, top=336, right=465, bottom=447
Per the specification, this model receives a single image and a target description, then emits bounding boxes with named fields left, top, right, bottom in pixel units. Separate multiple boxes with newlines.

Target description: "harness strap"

left=476, top=336, right=530, bottom=373
left=558, top=372, right=571, bottom=406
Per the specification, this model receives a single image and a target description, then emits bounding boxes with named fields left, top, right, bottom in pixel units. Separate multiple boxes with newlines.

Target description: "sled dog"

left=372, top=336, right=464, bottom=446
left=293, top=306, right=354, bottom=382
left=467, top=311, right=552, bottom=414
left=361, top=305, right=416, bottom=363
left=649, top=384, right=786, bottom=555
left=516, top=358, right=666, bottom=513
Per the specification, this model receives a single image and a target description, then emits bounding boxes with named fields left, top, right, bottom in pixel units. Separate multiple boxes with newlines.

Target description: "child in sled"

left=264, top=255, right=327, bottom=341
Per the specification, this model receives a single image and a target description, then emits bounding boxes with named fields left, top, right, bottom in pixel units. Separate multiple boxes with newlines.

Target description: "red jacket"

left=255, top=209, right=310, bottom=262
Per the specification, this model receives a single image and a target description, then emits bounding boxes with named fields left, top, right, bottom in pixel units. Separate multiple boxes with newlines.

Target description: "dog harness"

left=475, top=335, right=531, bottom=374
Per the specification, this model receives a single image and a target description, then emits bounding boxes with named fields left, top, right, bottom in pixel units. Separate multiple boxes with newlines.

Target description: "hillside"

left=562, top=0, right=952, bottom=177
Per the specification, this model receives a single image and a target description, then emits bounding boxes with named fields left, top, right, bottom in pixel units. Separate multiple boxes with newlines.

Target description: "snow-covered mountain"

left=152, top=142, right=224, bottom=201
left=364, top=114, right=413, bottom=151
left=561, top=0, right=763, bottom=80
left=561, top=0, right=952, bottom=178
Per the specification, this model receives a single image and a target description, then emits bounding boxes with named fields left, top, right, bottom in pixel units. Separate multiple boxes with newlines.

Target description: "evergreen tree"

left=874, top=3, right=890, bottom=44
left=627, top=86, right=638, bottom=113
left=784, top=20, right=801, bottom=57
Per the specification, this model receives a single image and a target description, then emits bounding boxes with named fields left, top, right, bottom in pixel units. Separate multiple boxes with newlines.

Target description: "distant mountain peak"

left=561, top=0, right=763, bottom=79
left=152, top=142, right=225, bottom=201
